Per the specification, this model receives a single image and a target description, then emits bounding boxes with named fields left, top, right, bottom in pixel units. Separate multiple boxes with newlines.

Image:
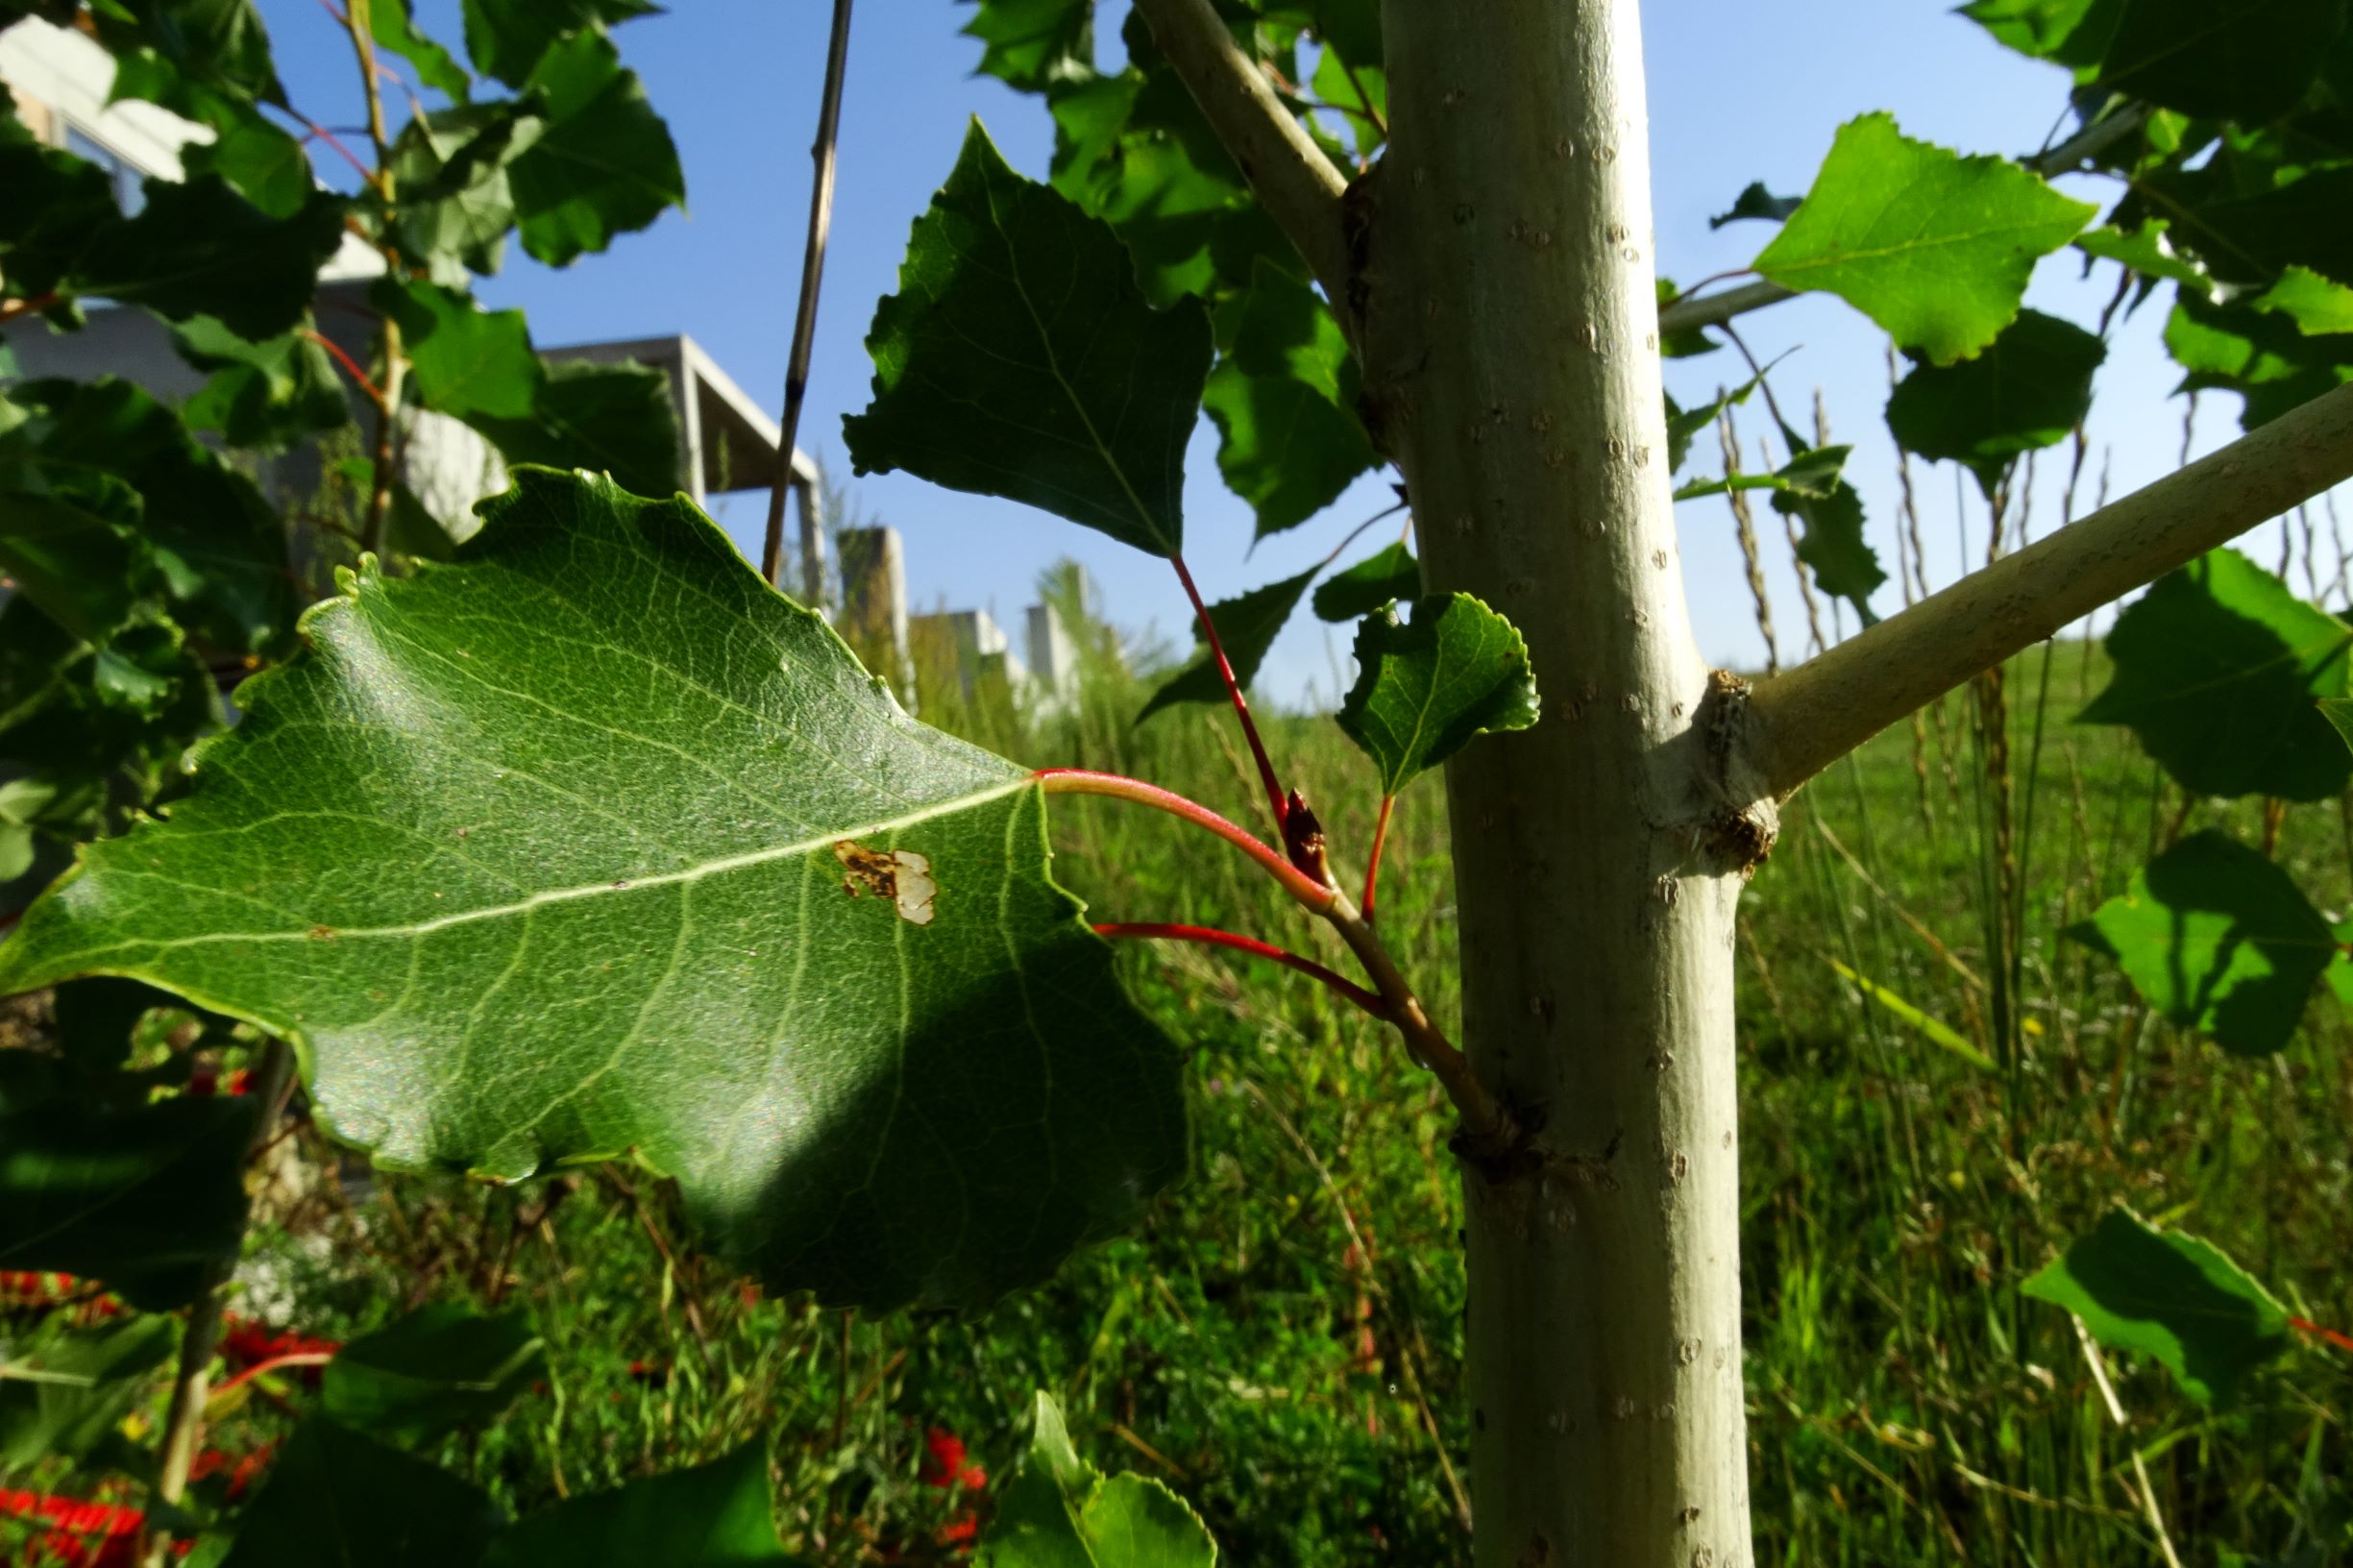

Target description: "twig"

left=340, top=0, right=404, bottom=555
left=1172, top=554, right=1289, bottom=832
left=1095, top=921, right=1389, bottom=1017
left=761, top=0, right=854, bottom=587
left=138, top=1041, right=296, bottom=1568
left=1749, top=380, right=2353, bottom=796
left=1130, top=0, right=1353, bottom=319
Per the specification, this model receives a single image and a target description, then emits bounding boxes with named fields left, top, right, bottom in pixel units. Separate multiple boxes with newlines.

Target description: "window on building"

left=62, top=124, right=145, bottom=215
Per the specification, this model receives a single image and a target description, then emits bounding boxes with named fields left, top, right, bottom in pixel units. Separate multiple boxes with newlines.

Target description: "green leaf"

left=982, top=1392, right=1217, bottom=1568
left=1336, top=595, right=1539, bottom=796
left=221, top=1417, right=503, bottom=1568
left=2320, top=695, right=2353, bottom=752
left=471, top=359, right=683, bottom=501
left=1753, top=113, right=2096, bottom=364
left=1959, top=0, right=2107, bottom=61
left=373, top=0, right=471, bottom=101
left=175, top=314, right=351, bottom=452
left=180, top=107, right=314, bottom=220
left=1769, top=445, right=1882, bottom=622
left=460, top=0, right=657, bottom=86
left=1201, top=261, right=1377, bottom=539
left=1884, top=309, right=2106, bottom=495
left=2023, top=1208, right=2292, bottom=1405
left=2142, top=164, right=2353, bottom=290
left=2253, top=264, right=2353, bottom=335
left=0, top=470, right=1187, bottom=1312
left=2075, top=221, right=2211, bottom=287
left=1311, top=42, right=1385, bottom=159
left=1709, top=181, right=1801, bottom=229
left=386, top=103, right=542, bottom=282
left=963, top=0, right=1095, bottom=91
left=374, top=278, right=543, bottom=420
left=506, top=29, right=683, bottom=266
left=2096, top=0, right=2348, bottom=122
left=1311, top=540, right=1418, bottom=624
left=1654, top=278, right=1720, bottom=359
left=484, top=1442, right=797, bottom=1567
left=846, top=122, right=1213, bottom=558
left=2164, top=287, right=2353, bottom=429
left=0, top=107, right=119, bottom=301
left=2087, top=829, right=2336, bottom=1055
left=2080, top=549, right=2353, bottom=800
left=0, top=1315, right=177, bottom=1468
left=1138, top=569, right=1313, bottom=723
left=0, top=1092, right=258, bottom=1311
left=0, top=458, right=149, bottom=641
left=2, top=380, right=296, bottom=656
left=92, top=0, right=285, bottom=107
left=71, top=178, right=345, bottom=341
left=1664, top=369, right=1767, bottom=476
left=322, top=1305, right=546, bottom=1446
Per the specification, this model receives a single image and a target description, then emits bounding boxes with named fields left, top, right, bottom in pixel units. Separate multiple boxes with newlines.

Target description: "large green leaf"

left=460, top=0, right=657, bottom=86
left=0, top=107, right=119, bottom=301
left=322, top=1305, right=545, bottom=1446
left=1337, top=596, right=1539, bottom=796
left=1753, top=113, right=2096, bottom=364
left=964, top=0, right=1095, bottom=91
left=2023, top=1208, right=2292, bottom=1405
left=1884, top=309, right=2106, bottom=495
left=1311, top=541, right=1419, bottom=624
left=0, top=471, right=1187, bottom=1312
left=2086, top=829, right=2335, bottom=1056
left=0, top=1090, right=258, bottom=1311
left=386, top=103, right=543, bottom=282
left=71, top=178, right=345, bottom=342
left=2142, top=164, right=2353, bottom=290
left=1201, top=262, right=1378, bottom=539
left=174, top=314, right=352, bottom=452
left=1137, top=570, right=1314, bottom=723
left=2096, top=0, right=2348, bottom=122
left=2079, top=549, right=2353, bottom=800
left=0, top=1315, right=176, bottom=1468
left=846, top=122, right=1213, bottom=557
left=471, top=359, right=682, bottom=501
left=483, top=1442, right=797, bottom=1567
left=221, top=1417, right=503, bottom=1568
left=374, top=278, right=543, bottom=421
left=982, top=1392, right=1217, bottom=1567
left=506, top=30, right=683, bottom=266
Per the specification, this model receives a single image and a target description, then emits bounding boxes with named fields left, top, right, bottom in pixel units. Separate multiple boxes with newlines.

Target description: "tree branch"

left=1130, top=0, right=1353, bottom=311
left=1746, top=380, right=2353, bottom=797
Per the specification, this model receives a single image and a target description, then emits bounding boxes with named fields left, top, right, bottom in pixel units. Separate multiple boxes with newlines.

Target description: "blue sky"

left=258, top=1, right=2340, bottom=704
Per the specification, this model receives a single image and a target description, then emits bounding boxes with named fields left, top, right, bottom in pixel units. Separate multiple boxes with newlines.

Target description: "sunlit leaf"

left=2086, top=829, right=2335, bottom=1056
left=0, top=471, right=1188, bottom=1312
left=375, top=278, right=543, bottom=421
left=2080, top=549, right=2353, bottom=800
left=1337, top=596, right=1538, bottom=796
left=1753, top=113, right=2096, bottom=363
left=373, top=0, right=471, bottom=102
left=1202, top=261, right=1378, bottom=539
left=983, top=1392, right=1217, bottom=1567
left=846, top=122, right=1213, bottom=558
left=2024, top=1208, right=2292, bottom=1405
left=963, top=0, right=1094, bottom=91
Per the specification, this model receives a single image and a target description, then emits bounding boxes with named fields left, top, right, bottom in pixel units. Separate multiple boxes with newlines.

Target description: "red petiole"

left=1362, top=795, right=1395, bottom=921
left=1171, top=553, right=1289, bottom=834
left=1094, top=923, right=1388, bottom=1018
left=1037, top=769, right=1333, bottom=911
left=304, top=330, right=385, bottom=408
left=2292, top=1314, right=2353, bottom=1355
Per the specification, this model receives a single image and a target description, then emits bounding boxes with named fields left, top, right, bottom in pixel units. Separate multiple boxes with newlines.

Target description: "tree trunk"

left=1363, top=4, right=1771, bottom=1563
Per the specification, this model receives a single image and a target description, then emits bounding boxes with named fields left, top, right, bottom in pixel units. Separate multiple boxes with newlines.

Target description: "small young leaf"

left=2086, top=829, right=2336, bottom=1056
left=1768, top=445, right=1882, bottom=623
left=1202, top=260, right=1378, bottom=539
left=372, top=0, right=471, bottom=102
left=2253, top=265, right=2353, bottom=337
left=0, top=470, right=1186, bottom=1312
left=1708, top=181, right=1801, bottom=230
left=506, top=30, right=683, bottom=266
left=1753, top=113, right=2096, bottom=364
left=2023, top=1208, right=2291, bottom=1406
left=1884, top=309, right=2105, bottom=496
left=0, top=1315, right=177, bottom=1468
left=323, top=1305, right=546, bottom=1446
left=2075, top=222, right=2210, bottom=288
left=846, top=121, right=1213, bottom=558
left=1337, top=595, right=1539, bottom=796
left=180, top=107, right=313, bottom=220
left=1138, top=569, right=1314, bottom=723
left=221, top=1418, right=503, bottom=1568
left=984, top=1392, right=1217, bottom=1568
left=1664, top=369, right=1766, bottom=475
left=1958, top=0, right=2107, bottom=61
left=483, top=1442, right=797, bottom=1567
left=1311, top=541, right=1419, bottom=624
left=2080, top=549, right=2353, bottom=801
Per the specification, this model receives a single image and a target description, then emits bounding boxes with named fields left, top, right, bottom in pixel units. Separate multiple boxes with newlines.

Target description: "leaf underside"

left=0, top=470, right=1188, bottom=1312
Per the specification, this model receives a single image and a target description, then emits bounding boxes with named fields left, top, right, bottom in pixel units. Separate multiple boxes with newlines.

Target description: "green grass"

left=198, top=621, right=2353, bottom=1566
